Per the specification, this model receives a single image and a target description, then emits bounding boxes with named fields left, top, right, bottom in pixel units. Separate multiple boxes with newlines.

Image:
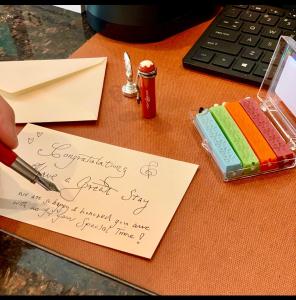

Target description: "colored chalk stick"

left=240, top=97, right=295, bottom=167
left=209, top=104, right=259, bottom=173
left=195, top=109, right=242, bottom=178
left=224, top=101, right=278, bottom=171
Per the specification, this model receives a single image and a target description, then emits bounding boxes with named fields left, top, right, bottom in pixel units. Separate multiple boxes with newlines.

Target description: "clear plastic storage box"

left=193, top=36, right=296, bottom=181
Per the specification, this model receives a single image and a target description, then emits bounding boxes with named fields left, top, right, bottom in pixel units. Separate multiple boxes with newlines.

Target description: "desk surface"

left=1, top=4, right=296, bottom=296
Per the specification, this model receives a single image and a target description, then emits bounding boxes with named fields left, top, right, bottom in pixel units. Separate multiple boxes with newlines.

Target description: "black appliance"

left=86, top=4, right=219, bottom=43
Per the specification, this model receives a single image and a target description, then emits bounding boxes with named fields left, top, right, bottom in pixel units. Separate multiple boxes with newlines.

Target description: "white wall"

left=54, top=5, right=83, bottom=13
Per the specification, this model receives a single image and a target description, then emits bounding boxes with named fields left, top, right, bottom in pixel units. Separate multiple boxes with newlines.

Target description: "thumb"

left=0, top=96, right=18, bottom=149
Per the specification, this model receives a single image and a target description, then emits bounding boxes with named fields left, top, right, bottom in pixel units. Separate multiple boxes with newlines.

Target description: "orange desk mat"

left=1, top=18, right=296, bottom=295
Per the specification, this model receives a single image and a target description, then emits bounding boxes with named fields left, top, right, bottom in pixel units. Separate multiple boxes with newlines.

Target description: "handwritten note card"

left=0, top=124, right=198, bottom=258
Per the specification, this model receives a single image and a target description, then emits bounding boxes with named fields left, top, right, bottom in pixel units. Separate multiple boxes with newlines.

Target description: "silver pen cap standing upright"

left=122, top=51, right=138, bottom=98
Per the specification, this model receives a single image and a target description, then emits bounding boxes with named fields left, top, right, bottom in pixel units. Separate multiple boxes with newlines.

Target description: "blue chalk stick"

left=195, top=109, right=243, bottom=178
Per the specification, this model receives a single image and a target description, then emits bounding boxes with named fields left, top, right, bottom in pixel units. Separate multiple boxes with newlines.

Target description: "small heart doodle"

left=36, top=132, right=43, bottom=138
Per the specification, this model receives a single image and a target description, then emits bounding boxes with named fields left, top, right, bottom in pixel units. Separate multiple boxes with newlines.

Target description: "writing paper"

left=0, top=124, right=198, bottom=259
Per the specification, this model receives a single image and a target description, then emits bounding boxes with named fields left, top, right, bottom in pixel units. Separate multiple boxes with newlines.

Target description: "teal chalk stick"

left=195, top=109, right=243, bottom=178
left=209, top=105, right=259, bottom=173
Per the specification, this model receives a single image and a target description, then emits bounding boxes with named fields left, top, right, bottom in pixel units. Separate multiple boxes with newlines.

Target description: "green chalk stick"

left=209, top=104, right=259, bottom=173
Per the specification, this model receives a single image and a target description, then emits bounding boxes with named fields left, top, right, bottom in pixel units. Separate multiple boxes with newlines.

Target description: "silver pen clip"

left=136, top=72, right=141, bottom=104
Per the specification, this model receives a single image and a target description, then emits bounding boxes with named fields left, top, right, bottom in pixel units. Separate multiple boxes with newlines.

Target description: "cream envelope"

left=0, top=57, right=107, bottom=123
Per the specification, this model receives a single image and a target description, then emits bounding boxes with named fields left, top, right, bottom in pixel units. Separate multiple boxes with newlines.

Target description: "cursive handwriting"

left=121, top=189, right=149, bottom=215
left=12, top=189, right=151, bottom=246
left=76, top=217, right=115, bottom=232
left=31, top=162, right=58, bottom=182
left=35, top=203, right=76, bottom=224
left=59, top=175, right=119, bottom=202
left=37, top=143, right=128, bottom=176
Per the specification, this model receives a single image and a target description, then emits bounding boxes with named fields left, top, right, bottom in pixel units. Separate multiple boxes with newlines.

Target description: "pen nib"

left=37, top=176, right=60, bottom=192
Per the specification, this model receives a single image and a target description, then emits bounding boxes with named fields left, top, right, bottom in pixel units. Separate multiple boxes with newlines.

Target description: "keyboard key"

left=250, top=5, right=266, bottom=13
left=212, top=54, right=234, bottom=68
left=261, top=51, right=273, bottom=64
left=232, top=58, right=255, bottom=73
left=192, top=48, right=214, bottom=63
left=233, top=5, right=248, bottom=9
left=217, top=18, right=243, bottom=30
left=259, top=14, right=279, bottom=26
left=261, top=27, right=281, bottom=39
left=210, top=28, right=240, bottom=42
left=242, top=22, right=262, bottom=34
left=253, top=63, right=269, bottom=77
left=282, top=30, right=296, bottom=39
left=201, top=39, right=242, bottom=56
left=240, top=10, right=260, bottom=22
left=242, top=47, right=262, bottom=60
left=278, top=18, right=296, bottom=30
left=224, top=7, right=242, bottom=18
left=259, top=38, right=277, bottom=51
left=268, top=7, right=285, bottom=16
left=286, top=10, right=296, bottom=19
left=239, top=34, right=260, bottom=46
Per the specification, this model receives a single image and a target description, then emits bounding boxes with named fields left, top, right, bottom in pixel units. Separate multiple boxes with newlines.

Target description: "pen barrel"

left=138, top=60, right=157, bottom=119
left=11, top=157, right=40, bottom=183
left=0, top=142, right=17, bottom=166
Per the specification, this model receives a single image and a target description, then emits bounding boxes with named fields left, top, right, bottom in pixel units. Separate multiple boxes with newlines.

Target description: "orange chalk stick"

left=224, top=101, right=278, bottom=171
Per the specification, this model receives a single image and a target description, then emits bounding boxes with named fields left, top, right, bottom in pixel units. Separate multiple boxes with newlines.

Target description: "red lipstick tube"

left=137, top=60, right=157, bottom=118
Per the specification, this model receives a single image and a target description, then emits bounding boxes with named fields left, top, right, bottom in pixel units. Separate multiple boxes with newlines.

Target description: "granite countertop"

left=0, top=5, right=94, bottom=60
left=0, top=5, right=147, bottom=296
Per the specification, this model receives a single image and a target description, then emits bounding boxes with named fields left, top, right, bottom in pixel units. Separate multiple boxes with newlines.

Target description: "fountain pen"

left=0, top=141, right=60, bottom=192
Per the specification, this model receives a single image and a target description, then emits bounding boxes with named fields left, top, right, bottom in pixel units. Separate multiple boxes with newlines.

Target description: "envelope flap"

left=0, top=57, right=107, bottom=94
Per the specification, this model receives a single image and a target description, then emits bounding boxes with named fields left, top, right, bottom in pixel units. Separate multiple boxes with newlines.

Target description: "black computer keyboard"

left=183, top=4, right=296, bottom=84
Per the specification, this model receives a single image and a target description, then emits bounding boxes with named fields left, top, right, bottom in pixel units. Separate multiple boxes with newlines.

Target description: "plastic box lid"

left=257, top=35, right=296, bottom=151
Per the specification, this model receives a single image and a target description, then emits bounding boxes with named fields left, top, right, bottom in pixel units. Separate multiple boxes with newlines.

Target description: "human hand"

left=0, top=96, right=18, bottom=149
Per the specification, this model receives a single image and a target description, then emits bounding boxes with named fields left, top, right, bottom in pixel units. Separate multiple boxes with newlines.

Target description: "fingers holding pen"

left=0, top=96, right=18, bottom=149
